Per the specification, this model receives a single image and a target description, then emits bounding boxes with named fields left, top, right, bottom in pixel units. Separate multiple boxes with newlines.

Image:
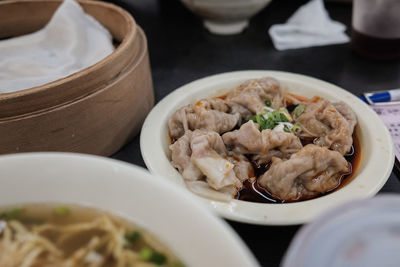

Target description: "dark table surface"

left=109, top=0, right=400, bottom=266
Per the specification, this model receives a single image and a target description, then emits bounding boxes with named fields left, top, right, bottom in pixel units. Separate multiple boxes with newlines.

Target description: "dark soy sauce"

left=237, top=161, right=281, bottom=203
left=286, top=104, right=297, bottom=113
left=351, top=29, right=400, bottom=60
left=236, top=135, right=361, bottom=204
left=238, top=179, right=279, bottom=203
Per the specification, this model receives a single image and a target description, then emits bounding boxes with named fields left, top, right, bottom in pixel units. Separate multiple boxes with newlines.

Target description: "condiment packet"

left=370, top=103, right=400, bottom=162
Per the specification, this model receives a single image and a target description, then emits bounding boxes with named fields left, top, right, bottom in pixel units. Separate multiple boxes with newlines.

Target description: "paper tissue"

left=268, top=0, right=349, bottom=50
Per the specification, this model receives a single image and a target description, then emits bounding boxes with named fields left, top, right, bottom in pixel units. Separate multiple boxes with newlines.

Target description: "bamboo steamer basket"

left=0, top=1, right=154, bottom=156
left=0, top=0, right=139, bottom=118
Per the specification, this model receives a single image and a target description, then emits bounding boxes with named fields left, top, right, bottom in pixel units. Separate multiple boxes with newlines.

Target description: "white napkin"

left=0, top=0, right=114, bottom=93
left=268, top=0, right=350, bottom=51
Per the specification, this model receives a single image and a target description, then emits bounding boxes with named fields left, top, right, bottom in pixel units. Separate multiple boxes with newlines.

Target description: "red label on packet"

left=371, top=104, right=400, bottom=162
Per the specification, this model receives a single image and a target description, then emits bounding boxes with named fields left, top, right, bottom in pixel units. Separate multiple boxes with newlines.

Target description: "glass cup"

left=352, top=0, right=400, bottom=60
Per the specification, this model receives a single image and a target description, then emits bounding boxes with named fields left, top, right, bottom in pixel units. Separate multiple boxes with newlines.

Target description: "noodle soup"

left=0, top=204, right=184, bottom=267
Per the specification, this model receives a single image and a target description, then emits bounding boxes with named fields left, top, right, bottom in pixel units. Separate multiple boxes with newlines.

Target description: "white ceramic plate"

left=140, top=70, right=395, bottom=225
left=0, top=152, right=259, bottom=267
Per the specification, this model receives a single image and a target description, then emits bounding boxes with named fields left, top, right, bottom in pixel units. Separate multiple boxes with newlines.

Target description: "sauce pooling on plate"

left=237, top=134, right=361, bottom=203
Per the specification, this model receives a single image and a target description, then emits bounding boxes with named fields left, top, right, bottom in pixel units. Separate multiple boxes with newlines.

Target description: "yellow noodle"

left=3, top=225, right=12, bottom=243
left=21, top=247, right=43, bottom=267
left=66, top=236, right=100, bottom=265
left=9, top=220, right=29, bottom=234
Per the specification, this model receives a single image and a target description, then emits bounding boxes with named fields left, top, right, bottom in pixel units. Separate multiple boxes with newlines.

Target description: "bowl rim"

left=0, top=0, right=138, bottom=118
left=0, top=151, right=260, bottom=267
left=140, top=70, right=395, bottom=225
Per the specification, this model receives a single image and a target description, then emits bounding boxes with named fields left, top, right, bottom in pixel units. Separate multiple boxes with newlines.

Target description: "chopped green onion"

left=139, top=248, right=153, bottom=260
left=150, top=252, right=167, bottom=265
left=291, top=124, right=302, bottom=134
left=270, top=111, right=281, bottom=121
left=55, top=206, right=70, bottom=216
left=279, top=107, right=289, bottom=113
left=250, top=110, right=294, bottom=131
left=283, top=125, right=291, bottom=133
left=265, top=119, right=276, bottom=130
left=125, top=231, right=141, bottom=243
left=0, top=208, right=22, bottom=220
left=280, top=113, right=289, bottom=122
left=249, top=115, right=257, bottom=124
left=264, top=99, right=272, bottom=107
left=258, top=115, right=266, bottom=124
left=7, top=209, right=21, bottom=219
left=250, top=114, right=267, bottom=130
left=293, top=105, right=306, bottom=118
left=279, top=107, right=293, bottom=122
left=139, top=247, right=167, bottom=265
left=171, top=261, right=186, bottom=267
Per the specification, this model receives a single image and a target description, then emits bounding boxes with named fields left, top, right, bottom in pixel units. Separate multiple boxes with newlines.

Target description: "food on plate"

left=169, top=98, right=243, bottom=140
left=168, top=77, right=358, bottom=203
left=0, top=204, right=183, bottom=267
left=257, top=144, right=350, bottom=201
left=225, top=77, right=282, bottom=112
left=222, top=120, right=303, bottom=165
left=295, top=97, right=356, bottom=155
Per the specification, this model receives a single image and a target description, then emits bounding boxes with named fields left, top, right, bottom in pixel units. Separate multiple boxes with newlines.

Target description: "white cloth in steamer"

left=0, top=0, right=114, bottom=93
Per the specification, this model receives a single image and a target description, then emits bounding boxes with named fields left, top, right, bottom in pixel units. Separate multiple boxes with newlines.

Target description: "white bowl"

left=140, top=70, right=395, bottom=225
left=282, top=194, right=400, bottom=267
left=179, top=0, right=272, bottom=35
left=0, top=152, right=259, bottom=267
